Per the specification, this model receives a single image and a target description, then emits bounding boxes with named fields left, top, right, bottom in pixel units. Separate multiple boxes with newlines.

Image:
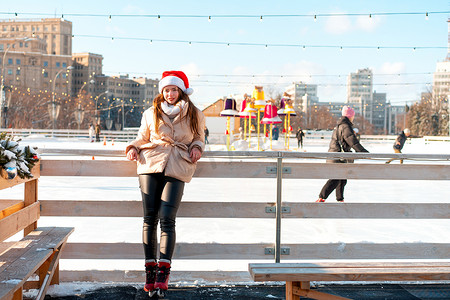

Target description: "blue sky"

left=1, top=0, right=449, bottom=108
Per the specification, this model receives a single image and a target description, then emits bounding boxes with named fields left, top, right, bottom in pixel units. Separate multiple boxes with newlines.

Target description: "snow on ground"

left=3, top=134, right=450, bottom=295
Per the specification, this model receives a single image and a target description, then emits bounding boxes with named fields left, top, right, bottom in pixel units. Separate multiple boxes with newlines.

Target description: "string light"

left=0, top=10, right=448, bottom=19
left=208, top=16, right=211, bottom=22
left=73, top=34, right=445, bottom=51
left=314, top=15, right=317, bottom=22
left=425, top=12, right=429, bottom=20
left=108, top=15, right=112, bottom=22
left=260, top=16, right=263, bottom=22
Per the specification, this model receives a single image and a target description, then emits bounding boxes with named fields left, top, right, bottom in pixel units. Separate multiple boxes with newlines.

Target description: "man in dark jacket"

left=385, top=128, right=410, bottom=164
left=316, top=106, right=368, bottom=203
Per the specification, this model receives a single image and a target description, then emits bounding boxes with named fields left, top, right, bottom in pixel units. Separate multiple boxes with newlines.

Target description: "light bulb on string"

left=208, top=16, right=211, bottom=22
left=260, top=16, right=263, bottom=22
left=425, top=12, right=429, bottom=20
left=108, top=15, right=112, bottom=22
left=157, top=15, right=161, bottom=21
left=314, top=15, right=317, bottom=22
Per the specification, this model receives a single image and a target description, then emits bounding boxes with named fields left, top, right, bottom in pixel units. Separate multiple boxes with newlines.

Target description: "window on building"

left=62, top=62, right=67, bottom=68
left=7, top=69, right=12, bottom=75
left=62, top=73, right=67, bottom=79
left=44, top=26, right=48, bottom=32
left=19, top=42, right=23, bottom=47
left=43, top=61, right=48, bottom=67
left=16, top=59, right=21, bottom=65
left=11, top=27, right=14, bottom=32
left=24, top=42, right=28, bottom=48
left=56, top=62, right=60, bottom=67
left=43, top=71, right=48, bottom=78
left=0, top=44, right=3, bottom=51
left=7, top=58, right=12, bottom=65
left=23, top=26, right=27, bottom=31
left=16, top=69, right=20, bottom=75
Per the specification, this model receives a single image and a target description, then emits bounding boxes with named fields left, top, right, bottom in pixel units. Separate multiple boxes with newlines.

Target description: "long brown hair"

left=152, top=88, right=200, bottom=136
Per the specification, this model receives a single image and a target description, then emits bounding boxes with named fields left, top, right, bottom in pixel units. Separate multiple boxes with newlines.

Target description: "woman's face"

left=163, top=85, right=180, bottom=105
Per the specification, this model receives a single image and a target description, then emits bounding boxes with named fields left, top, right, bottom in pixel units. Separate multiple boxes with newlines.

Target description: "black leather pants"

left=319, top=179, right=347, bottom=201
left=139, top=173, right=185, bottom=261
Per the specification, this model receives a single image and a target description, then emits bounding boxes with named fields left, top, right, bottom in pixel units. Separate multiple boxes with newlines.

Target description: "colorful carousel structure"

left=278, top=93, right=296, bottom=150
left=261, top=101, right=282, bottom=150
left=252, top=86, right=267, bottom=150
left=220, top=97, right=239, bottom=151
left=239, top=95, right=256, bottom=149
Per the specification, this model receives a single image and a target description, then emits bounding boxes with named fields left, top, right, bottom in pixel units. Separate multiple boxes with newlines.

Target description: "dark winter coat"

left=393, top=131, right=407, bottom=150
left=327, top=116, right=368, bottom=163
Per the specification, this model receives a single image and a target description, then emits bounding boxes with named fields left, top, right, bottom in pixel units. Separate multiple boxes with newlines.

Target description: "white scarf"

left=161, top=100, right=187, bottom=117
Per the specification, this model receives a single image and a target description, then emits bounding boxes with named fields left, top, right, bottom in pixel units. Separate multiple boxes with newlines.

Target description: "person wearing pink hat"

left=126, top=70, right=205, bottom=297
left=316, top=105, right=368, bottom=203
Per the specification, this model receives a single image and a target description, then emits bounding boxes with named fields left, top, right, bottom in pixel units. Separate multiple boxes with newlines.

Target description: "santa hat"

left=159, top=70, right=194, bottom=95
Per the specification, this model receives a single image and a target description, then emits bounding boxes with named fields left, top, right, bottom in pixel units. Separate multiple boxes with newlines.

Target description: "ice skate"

left=144, top=261, right=157, bottom=296
left=154, top=261, right=171, bottom=298
left=315, top=198, right=325, bottom=203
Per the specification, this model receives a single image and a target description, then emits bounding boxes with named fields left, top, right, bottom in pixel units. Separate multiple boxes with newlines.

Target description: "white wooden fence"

left=36, top=150, right=450, bottom=283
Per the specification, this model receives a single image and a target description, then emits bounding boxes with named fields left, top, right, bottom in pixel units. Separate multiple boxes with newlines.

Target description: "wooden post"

left=23, top=178, right=38, bottom=236
left=286, top=281, right=300, bottom=300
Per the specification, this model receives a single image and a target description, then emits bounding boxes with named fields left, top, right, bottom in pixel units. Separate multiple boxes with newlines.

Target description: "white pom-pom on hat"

left=159, top=70, right=194, bottom=95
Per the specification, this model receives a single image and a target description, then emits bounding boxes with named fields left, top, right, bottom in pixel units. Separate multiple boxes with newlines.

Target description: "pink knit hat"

left=342, top=106, right=355, bottom=118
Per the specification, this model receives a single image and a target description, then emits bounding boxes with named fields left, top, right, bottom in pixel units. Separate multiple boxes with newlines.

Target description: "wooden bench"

left=0, top=163, right=74, bottom=300
left=249, top=262, right=450, bottom=299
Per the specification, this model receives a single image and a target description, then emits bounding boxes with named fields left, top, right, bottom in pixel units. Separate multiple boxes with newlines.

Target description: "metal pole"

left=0, top=44, right=13, bottom=128
left=275, top=153, right=283, bottom=263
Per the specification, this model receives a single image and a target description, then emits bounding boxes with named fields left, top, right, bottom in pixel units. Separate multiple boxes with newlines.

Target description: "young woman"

left=316, top=106, right=368, bottom=203
left=126, top=71, right=205, bottom=297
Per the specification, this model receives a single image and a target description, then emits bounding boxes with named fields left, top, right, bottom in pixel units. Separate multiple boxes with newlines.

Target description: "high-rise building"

left=0, top=18, right=73, bottom=96
left=93, top=74, right=158, bottom=129
left=347, top=68, right=373, bottom=123
left=72, top=52, right=103, bottom=96
left=0, top=18, right=72, bottom=55
left=431, top=18, right=450, bottom=108
left=285, top=81, right=319, bottom=113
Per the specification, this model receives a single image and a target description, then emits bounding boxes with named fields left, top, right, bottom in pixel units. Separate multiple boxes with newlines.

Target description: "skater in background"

left=204, top=126, right=209, bottom=144
left=272, top=125, right=279, bottom=140
left=88, top=124, right=95, bottom=142
left=95, top=123, right=101, bottom=142
left=126, top=70, right=205, bottom=297
left=316, top=106, right=368, bottom=203
left=296, top=127, right=305, bottom=149
left=385, top=128, right=411, bottom=164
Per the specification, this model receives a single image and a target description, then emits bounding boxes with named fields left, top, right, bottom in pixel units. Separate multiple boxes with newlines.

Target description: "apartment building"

left=347, top=68, right=373, bottom=123
left=0, top=18, right=73, bottom=96
left=0, top=18, right=72, bottom=55
left=285, top=81, right=319, bottom=112
left=72, top=52, right=103, bottom=96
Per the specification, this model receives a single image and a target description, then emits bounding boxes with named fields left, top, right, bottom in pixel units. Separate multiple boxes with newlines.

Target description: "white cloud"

left=378, top=62, right=406, bottom=74
left=356, top=15, right=383, bottom=32
left=324, top=15, right=352, bottom=34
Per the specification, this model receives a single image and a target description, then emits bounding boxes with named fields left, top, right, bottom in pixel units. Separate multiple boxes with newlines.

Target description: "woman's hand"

left=126, top=147, right=138, bottom=161
left=190, top=147, right=202, bottom=163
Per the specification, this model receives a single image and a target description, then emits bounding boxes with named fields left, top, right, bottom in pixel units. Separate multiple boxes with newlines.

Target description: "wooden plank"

left=283, top=203, right=450, bottom=219
left=0, top=227, right=73, bottom=300
left=23, top=179, right=38, bottom=236
left=250, top=262, right=450, bottom=270
left=0, top=201, right=24, bottom=219
left=251, top=266, right=450, bottom=282
left=39, top=200, right=272, bottom=218
left=0, top=164, right=40, bottom=190
left=292, top=286, right=351, bottom=300
left=61, top=242, right=450, bottom=260
left=40, top=159, right=450, bottom=180
left=59, top=270, right=251, bottom=283
left=39, top=201, right=450, bottom=219
left=0, top=202, right=40, bottom=242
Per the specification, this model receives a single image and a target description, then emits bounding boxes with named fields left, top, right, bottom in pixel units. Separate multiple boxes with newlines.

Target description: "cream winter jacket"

left=126, top=104, right=205, bottom=183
